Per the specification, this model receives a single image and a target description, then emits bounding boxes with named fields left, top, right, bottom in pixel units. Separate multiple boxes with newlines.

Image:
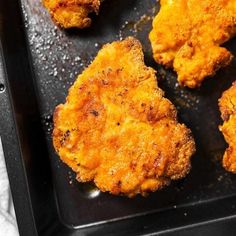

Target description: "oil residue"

left=120, top=14, right=152, bottom=34
left=133, top=15, right=152, bottom=32
left=76, top=182, right=101, bottom=199
left=118, top=3, right=158, bottom=40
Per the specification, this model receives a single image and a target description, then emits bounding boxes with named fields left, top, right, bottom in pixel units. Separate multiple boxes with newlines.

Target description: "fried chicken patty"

left=149, top=0, right=236, bottom=88
left=219, top=82, right=236, bottom=173
left=43, top=0, right=101, bottom=28
left=53, top=37, right=195, bottom=197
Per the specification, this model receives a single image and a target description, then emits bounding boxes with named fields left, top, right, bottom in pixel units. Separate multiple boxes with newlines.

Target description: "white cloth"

left=0, top=138, right=19, bottom=236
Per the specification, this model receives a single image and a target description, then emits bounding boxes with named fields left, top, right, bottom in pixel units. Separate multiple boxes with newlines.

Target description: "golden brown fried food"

left=219, top=82, right=236, bottom=173
left=149, top=0, right=236, bottom=88
left=43, top=0, right=101, bottom=28
left=53, top=37, right=195, bottom=197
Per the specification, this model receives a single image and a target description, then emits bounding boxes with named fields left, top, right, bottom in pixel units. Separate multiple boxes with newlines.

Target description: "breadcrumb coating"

left=219, top=82, right=236, bottom=173
left=53, top=37, right=195, bottom=197
left=43, top=0, right=101, bottom=28
left=149, top=0, right=236, bottom=88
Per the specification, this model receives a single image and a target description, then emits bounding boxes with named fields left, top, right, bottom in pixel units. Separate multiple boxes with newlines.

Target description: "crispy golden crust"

left=219, top=82, right=236, bottom=173
left=43, top=0, right=101, bottom=28
left=149, top=0, right=236, bottom=88
left=53, top=37, right=195, bottom=197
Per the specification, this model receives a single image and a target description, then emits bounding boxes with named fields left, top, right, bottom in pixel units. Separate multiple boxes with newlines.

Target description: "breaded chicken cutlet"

left=149, top=0, right=236, bottom=88
left=43, top=0, right=101, bottom=28
left=53, top=37, right=195, bottom=197
left=219, top=82, right=236, bottom=173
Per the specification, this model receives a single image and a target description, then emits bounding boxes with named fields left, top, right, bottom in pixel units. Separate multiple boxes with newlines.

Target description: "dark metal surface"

left=1, top=0, right=236, bottom=235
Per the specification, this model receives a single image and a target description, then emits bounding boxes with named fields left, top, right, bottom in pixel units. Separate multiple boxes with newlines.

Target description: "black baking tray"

left=1, top=0, right=236, bottom=235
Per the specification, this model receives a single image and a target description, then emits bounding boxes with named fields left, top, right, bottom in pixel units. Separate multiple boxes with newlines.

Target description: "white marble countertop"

left=0, top=138, right=19, bottom=236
